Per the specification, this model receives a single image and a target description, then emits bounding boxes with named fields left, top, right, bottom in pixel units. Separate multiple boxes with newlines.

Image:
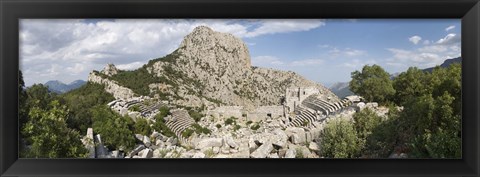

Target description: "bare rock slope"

left=90, top=26, right=337, bottom=108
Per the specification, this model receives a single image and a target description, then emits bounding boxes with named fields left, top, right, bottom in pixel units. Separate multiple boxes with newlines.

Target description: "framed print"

left=1, top=0, right=479, bottom=176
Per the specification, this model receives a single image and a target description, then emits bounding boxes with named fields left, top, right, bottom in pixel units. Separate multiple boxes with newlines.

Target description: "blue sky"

left=245, top=19, right=461, bottom=86
left=20, top=19, right=461, bottom=87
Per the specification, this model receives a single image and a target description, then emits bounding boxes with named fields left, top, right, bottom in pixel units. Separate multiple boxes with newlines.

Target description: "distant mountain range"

left=330, top=57, right=462, bottom=98
left=44, top=80, right=86, bottom=93
left=423, top=57, right=461, bottom=72
left=329, top=82, right=354, bottom=98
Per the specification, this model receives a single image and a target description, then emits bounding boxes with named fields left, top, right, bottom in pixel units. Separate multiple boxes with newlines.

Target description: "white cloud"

left=386, top=33, right=460, bottom=69
left=409, top=35, right=422, bottom=45
left=116, top=62, right=145, bottom=70
left=436, top=33, right=460, bottom=45
left=344, top=49, right=367, bottom=57
left=243, top=19, right=325, bottom=38
left=445, top=25, right=455, bottom=31
left=20, top=19, right=326, bottom=86
left=66, top=63, right=86, bottom=74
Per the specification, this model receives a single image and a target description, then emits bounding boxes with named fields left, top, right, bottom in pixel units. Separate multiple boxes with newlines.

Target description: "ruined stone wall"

left=284, top=87, right=320, bottom=115
left=207, top=106, right=245, bottom=121
left=246, top=106, right=283, bottom=122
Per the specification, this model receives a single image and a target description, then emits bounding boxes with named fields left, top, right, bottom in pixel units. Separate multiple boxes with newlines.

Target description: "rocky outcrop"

left=102, top=63, right=119, bottom=76
left=144, top=26, right=336, bottom=108
left=87, top=72, right=135, bottom=100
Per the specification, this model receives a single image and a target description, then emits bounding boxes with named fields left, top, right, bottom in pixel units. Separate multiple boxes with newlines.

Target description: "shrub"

left=181, top=129, right=194, bottom=138
left=134, top=118, right=152, bottom=136
left=216, top=124, right=222, bottom=128
left=225, top=117, right=236, bottom=125
left=90, top=105, right=136, bottom=151
left=128, top=104, right=141, bottom=112
left=234, top=124, right=241, bottom=131
left=250, top=124, right=260, bottom=131
left=21, top=100, right=88, bottom=158
left=192, top=123, right=211, bottom=135
left=320, top=118, right=361, bottom=158
left=188, top=110, right=204, bottom=122
left=152, top=115, right=176, bottom=138
left=295, top=148, right=304, bottom=158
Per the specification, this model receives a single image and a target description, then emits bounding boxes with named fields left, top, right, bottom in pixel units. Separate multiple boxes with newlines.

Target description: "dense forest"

left=20, top=72, right=135, bottom=157
left=320, top=63, right=461, bottom=158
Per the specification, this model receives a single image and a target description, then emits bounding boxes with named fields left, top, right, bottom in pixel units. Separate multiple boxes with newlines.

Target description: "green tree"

left=393, top=67, right=429, bottom=105
left=19, top=71, right=29, bottom=132
left=352, top=108, right=382, bottom=148
left=349, top=64, right=395, bottom=104
left=91, top=105, right=135, bottom=151
left=320, top=118, right=361, bottom=158
left=61, top=83, right=115, bottom=134
left=408, top=92, right=461, bottom=158
left=25, top=84, right=57, bottom=110
left=19, top=70, right=29, bottom=154
left=363, top=106, right=400, bottom=157
left=21, top=100, right=88, bottom=158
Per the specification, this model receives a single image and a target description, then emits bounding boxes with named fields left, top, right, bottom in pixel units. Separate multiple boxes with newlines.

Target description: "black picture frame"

left=1, top=0, right=479, bottom=176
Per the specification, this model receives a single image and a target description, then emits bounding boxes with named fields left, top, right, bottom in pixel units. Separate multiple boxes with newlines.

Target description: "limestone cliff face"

left=144, top=26, right=337, bottom=108
left=88, top=72, right=135, bottom=100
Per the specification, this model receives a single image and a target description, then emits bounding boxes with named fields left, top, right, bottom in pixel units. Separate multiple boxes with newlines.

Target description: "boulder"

left=155, top=139, right=164, bottom=147
left=128, top=145, right=146, bottom=157
left=135, top=134, right=144, bottom=142
left=166, top=137, right=178, bottom=146
left=285, top=149, right=296, bottom=158
left=278, top=149, right=287, bottom=158
left=94, top=134, right=108, bottom=158
left=139, top=149, right=153, bottom=158
left=143, top=136, right=151, bottom=147
left=110, top=150, right=123, bottom=158
left=151, top=131, right=161, bottom=138
left=271, top=129, right=288, bottom=149
left=119, top=108, right=128, bottom=116
left=128, top=111, right=141, bottom=120
left=285, top=127, right=306, bottom=145
left=308, top=142, right=320, bottom=151
left=193, top=152, right=206, bottom=158
left=250, top=141, right=273, bottom=158
left=153, top=149, right=164, bottom=158
left=366, top=102, right=378, bottom=109
left=225, top=136, right=239, bottom=149
left=195, top=138, right=224, bottom=150
left=305, top=132, right=312, bottom=143
left=268, top=153, right=279, bottom=158
left=356, top=102, right=366, bottom=111
left=248, top=139, right=259, bottom=152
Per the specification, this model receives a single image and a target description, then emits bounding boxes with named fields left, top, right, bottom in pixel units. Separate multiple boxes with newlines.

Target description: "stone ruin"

left=86, top=86, right=385, bottom=159
left=107, top=96, right=166, bottom=121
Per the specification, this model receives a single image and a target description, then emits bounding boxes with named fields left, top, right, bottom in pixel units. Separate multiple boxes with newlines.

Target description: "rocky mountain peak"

left=178, top=26, right=251, bottom=69
left=102, top=63, right=119, bottom=76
